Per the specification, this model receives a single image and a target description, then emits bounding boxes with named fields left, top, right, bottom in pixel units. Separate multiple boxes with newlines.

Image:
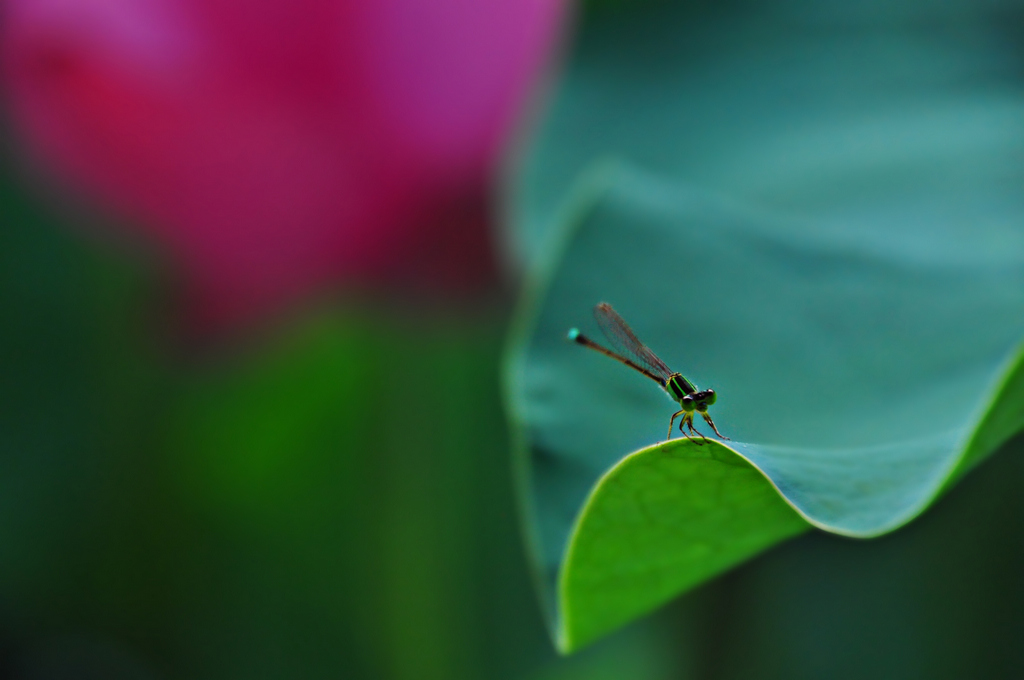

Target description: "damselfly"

left=568, top=303, right=728, bottom=443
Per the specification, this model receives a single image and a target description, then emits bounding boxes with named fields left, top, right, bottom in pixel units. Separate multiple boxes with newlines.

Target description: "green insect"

left=568, top=302, right=728, bottom=444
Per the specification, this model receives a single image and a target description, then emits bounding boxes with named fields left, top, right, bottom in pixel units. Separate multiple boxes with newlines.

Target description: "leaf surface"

left=506, top=165, right=1024, bottom=651
left=506, top=1, right=1024, bottom=652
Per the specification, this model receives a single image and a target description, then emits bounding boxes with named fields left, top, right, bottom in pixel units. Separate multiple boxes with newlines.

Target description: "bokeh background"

left=2, top=0, right=1024, bottom=678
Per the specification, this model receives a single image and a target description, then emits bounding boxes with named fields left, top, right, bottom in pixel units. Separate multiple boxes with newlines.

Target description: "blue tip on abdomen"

left=567, top=328, right=580, bottom=341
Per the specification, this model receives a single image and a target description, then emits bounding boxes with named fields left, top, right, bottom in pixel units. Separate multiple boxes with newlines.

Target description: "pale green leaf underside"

left=506, top=164, right=1024, bottom=652
left=558, top=438, right=809, bottom=653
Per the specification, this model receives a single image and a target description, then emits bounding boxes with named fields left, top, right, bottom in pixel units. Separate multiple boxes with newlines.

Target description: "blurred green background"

left=3, top=0, right=1024, bottom=678
left=0, top=134, right=679, bottom=679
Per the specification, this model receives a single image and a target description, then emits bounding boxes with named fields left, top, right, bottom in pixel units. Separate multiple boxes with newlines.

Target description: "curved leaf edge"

left=840, top=337, right=1024, bottom=540
left=555, top=342, right=1024, bottom=649
left=555, top=436, right=811, bottom=653
left=503, top=158, right=1024, bottom=651
left=948, top=339, right=1024, bottom=484
left=503, top=159, right=627, bottom=633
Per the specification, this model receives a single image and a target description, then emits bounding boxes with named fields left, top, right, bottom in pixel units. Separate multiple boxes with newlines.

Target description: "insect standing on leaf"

left=567, top=302, right=729, bottom=444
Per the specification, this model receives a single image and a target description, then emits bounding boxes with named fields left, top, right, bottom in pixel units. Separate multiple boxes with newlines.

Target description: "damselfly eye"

left=682, top=395, right=695, bottom=411
left=703, top=389, right=716, bottom=406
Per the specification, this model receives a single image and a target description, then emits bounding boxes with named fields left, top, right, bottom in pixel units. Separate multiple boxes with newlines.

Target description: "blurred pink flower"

left=3, top=0, right=565, bottom=329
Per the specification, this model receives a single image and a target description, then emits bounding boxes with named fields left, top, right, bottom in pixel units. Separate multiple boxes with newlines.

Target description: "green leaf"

left=506, top=1, right=1024, bottom=653
left=505, top=164, right=1024, bottom=652
left=560, top=438, right=809, bottom=653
